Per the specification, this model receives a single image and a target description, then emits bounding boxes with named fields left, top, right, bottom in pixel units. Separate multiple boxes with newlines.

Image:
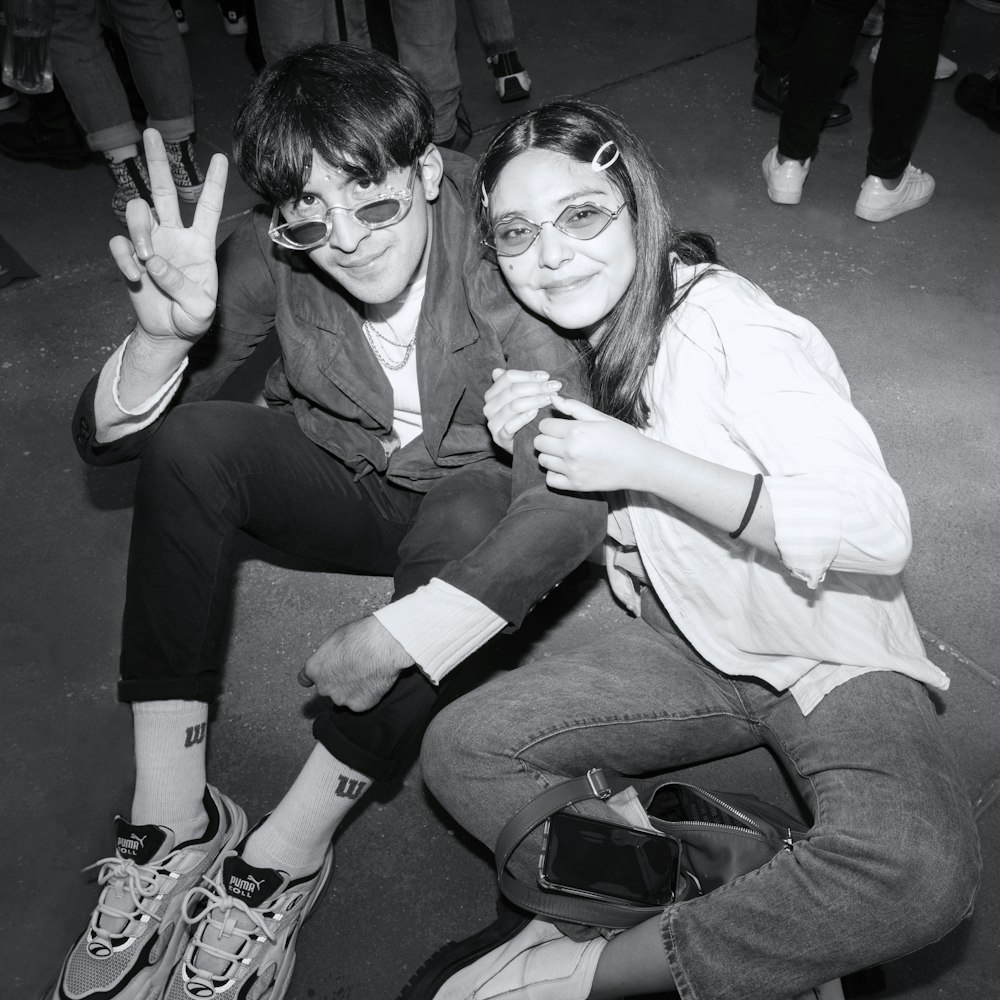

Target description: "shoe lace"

left=180, top=873, right=279, bottom=980
left=84, top=851, right=179, bottom=942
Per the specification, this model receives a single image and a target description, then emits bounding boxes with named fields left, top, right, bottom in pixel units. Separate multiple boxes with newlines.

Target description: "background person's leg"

left=390, top=0, right=462, bottom=144
left=49, top=0, right=139, bottom=153
left=755, top=0, right=812, bottom=73
left=778, top=0, right=872, bottom=161
left=101, top=0, right=195, bottom=140
left=253, top=0, right=325, bottom=63
left=868, top=0, right=951, bottom=178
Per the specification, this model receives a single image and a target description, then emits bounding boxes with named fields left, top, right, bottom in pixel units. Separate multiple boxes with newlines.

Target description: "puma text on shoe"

left=44, top=786, right=247, bottom=1000
left=160, top=845, right=334, bottom=1000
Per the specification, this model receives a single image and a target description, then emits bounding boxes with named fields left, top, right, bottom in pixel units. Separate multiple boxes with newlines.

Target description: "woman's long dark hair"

left=474, top=99, right=718, bottom=427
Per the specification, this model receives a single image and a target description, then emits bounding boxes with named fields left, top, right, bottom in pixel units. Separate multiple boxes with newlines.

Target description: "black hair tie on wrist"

left=729, top=473, right=764, bottom=540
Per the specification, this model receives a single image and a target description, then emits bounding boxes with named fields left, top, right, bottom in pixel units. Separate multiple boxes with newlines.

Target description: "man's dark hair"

left=233, top=43, right=435, bottom=205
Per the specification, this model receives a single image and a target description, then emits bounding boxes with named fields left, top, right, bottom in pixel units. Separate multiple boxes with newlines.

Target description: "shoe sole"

left=496, top=77, right=530, bottom=102
left=766, top=186, right=803, bottom=205
left=855, top=190, right=933, bottom=222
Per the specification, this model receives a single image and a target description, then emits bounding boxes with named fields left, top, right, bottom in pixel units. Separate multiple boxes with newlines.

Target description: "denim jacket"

left=71, top=151, right=607, bottom=625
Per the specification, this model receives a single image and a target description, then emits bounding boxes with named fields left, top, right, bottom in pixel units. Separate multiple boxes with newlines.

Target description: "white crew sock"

left=241, top=744, right=372, bottom=877
left=131, top=699, right=209, bottom=844
left=105, top=143, right=140, bottom=164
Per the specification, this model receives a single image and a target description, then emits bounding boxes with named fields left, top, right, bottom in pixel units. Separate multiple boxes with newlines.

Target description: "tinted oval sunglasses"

left=484, top=201, right=626, bottom=257
left=268, top=163, right=419, bottom=251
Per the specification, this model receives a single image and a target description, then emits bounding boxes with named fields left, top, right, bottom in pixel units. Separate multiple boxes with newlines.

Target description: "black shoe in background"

left=0, top=79, right=90, bottom=166
left=752, top=66, right=853, bottom=128
left=955, top=69, right=1000, bottom=133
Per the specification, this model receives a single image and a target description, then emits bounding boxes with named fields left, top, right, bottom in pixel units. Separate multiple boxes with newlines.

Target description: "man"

left=54, top=44, right=605, bottom=1000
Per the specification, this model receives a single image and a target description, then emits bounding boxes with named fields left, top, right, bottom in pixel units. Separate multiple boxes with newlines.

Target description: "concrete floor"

left=2, top=1, right=999, bottom=997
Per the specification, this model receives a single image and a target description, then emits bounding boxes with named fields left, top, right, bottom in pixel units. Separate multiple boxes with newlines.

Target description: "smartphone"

left=538, top=811, right=682, bottom=907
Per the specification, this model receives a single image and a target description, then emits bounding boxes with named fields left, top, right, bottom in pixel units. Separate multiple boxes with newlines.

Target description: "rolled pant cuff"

left=312, top=712, right=399, bottom=783
left=146, top=116, right=197, bottom=143
left=118, top=674, right=220, bottom=703
left=88, top=122, right=143, bottom=154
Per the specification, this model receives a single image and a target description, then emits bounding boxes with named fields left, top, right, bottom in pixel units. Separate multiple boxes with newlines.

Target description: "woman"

left=408, top=100, right=980, bottom=1000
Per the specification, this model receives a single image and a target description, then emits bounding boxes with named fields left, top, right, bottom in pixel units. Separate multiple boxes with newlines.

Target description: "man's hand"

left=298, top=616, right=415, bottom=712
left=535, top=395, right=651, bottom=493
left=484, top=368, right=562, bottom=454
left=107, top=128, right=228, bottom=345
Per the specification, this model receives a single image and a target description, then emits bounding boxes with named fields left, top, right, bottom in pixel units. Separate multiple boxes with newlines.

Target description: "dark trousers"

left=756, top=0, right=812, bottom=72
left=778, top=0, right=950, bottom=177
left=118, top=400, right=513, bottom=781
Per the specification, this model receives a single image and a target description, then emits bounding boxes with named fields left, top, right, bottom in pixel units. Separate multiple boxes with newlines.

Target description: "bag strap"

left=494, top=768, right=670, bottom=928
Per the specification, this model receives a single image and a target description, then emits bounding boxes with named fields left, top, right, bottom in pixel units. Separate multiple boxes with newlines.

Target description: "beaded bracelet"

left=729, top=473, right=764, bottom=540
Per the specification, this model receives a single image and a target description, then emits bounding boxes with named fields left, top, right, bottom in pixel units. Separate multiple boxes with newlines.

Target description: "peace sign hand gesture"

left=107, top=129, right=228, bottom=346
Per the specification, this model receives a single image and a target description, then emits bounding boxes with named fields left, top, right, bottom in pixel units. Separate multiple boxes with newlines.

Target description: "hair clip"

left=481, top=182, right=489, bottom=209
left=591, top=141, right=620, bottom=173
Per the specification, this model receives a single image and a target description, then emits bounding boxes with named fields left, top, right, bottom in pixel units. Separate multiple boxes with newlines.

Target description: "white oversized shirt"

left=605, top=264, right=949, bottom=714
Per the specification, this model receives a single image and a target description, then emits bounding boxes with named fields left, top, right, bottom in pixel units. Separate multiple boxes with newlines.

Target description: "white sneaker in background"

left=855, top=164, right=935, bottom=222
left=762, top=146, right=811, bottom=205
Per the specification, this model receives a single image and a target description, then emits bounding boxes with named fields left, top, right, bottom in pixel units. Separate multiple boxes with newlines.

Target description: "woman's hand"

left=535, top=396, right=650, bottom=493
left=484, top=368, right=562, bottom=454
left=107, top=128, right=227, bottom=346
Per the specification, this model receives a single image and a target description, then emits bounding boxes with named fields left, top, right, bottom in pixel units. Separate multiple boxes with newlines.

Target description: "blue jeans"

left=255, top=0, right=460, bottom=142
left=50, top=0, right=195, bottom=152
left=465, top=0, right=516, bottom=57
left=422, top=589, right=981, bottom=1000
left=778, top=0, right=950, bottom=177
left=391, top=0, right=461, bottom=142
left=253, top=0, right=370, bottom=60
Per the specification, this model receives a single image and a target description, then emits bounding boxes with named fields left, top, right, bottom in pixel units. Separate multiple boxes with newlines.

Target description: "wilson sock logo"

left=334, top=776, right=368, bottom=800
left=184, top=723, right=207, bottom=748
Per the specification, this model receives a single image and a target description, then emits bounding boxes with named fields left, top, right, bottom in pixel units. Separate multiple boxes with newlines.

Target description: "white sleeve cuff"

left=94, top=335, right=188, bottom=443
left=765, top=476, right=841, bottom=590
left=373, top=579, right=508, bottom=684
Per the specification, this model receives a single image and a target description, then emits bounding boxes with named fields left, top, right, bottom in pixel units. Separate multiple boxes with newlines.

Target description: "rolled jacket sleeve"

left=435, top=313, right=608, bottom=626
left=718, top=308, right=912, bottom=587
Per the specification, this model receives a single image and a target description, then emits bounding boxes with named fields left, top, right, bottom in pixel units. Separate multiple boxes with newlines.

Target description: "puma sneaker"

left=44, top=786, right=247, bottom=1000
left=160, top=843, right=334, bottom=1000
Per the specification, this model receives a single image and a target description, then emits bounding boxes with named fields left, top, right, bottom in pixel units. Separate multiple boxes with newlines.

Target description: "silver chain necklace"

left=362, top=314, right=418, bottom=371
